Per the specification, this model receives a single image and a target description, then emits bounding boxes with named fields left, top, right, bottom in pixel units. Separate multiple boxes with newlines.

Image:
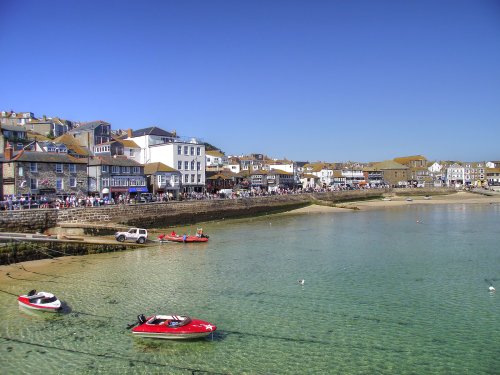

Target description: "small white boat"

left=381, top=197, right=392, bottom=201
left=18, top=290, right=62, bottom=312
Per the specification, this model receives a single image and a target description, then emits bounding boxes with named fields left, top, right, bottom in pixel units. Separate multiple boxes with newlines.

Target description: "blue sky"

left=1, top=0, right=499, bottom=162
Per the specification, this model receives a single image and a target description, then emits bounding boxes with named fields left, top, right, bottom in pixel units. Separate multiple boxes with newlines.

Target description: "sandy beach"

left=282, top=191, right=500, bottom=214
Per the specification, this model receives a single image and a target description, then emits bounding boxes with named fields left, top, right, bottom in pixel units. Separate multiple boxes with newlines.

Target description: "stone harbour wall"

left=0, top=209, right=58, bottom=233
left=0, top=188, right=453, bottom=233
left=0, top=240, right=129, bottom=265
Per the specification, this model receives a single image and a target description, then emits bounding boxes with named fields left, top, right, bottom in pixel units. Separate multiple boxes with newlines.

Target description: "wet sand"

left=280, top=191, right=500, bottom=214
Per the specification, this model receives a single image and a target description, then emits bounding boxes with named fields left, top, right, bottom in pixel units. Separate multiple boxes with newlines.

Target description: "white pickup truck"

left=115, top=228, right=148, bottom=244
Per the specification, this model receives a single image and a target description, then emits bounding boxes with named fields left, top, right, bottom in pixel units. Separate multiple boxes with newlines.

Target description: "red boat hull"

left=132, top=315, right=216, bottom=340
left=160, top=234, right=209, bottom=243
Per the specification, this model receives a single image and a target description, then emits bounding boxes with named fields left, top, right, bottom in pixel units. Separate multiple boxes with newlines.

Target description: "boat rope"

left=0, top=288, right=19, bottom=297
left=5, top=272, right=61, bottom=284
left=0, top=335, right=231, bottom=375
left=222, top=330, right=409, bottom=353
left=16, top=264, right=126, bottom=286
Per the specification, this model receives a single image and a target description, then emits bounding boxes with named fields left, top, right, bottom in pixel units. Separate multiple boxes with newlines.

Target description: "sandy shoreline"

left=280, top=191, right=500, bottom=214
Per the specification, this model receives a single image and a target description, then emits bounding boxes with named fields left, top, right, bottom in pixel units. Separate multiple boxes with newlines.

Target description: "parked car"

left=137, top=193, right=155, bottom=203
left=115, top=228, right=148, bottom=244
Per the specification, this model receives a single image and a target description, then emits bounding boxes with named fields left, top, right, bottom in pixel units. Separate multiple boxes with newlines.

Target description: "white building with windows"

left=223, top=157, right=241, bottom=174
left=206, top=150, right=227, bottom=167
left=304, top=163, right=335, bottom=186
left=445, top=163, right=465, bottom=187
left=126, top=127, right=206, bottom=193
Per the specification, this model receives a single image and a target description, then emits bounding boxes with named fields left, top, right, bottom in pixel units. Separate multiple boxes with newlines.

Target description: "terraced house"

left=394, top=155, right=431, bottom=186
left=88, top=156, right=146, bottom=200
left=266, top=169, right=295, bottom=191
left=1, top=145, right=88, bottom=198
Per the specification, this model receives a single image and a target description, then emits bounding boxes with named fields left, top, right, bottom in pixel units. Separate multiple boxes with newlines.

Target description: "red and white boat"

left=18, top=290, right=62, bottom=312
left=158, top=234, right=209, bottom=243
left=131, top=314, right=216, bottom=339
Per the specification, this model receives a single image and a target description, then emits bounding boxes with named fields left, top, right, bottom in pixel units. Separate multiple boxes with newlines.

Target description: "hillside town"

left=1, top=110, right=499, bottom=208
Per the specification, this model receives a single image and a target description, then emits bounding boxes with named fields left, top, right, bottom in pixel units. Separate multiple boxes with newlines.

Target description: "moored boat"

left=158, top=234, right=209, bottom=243
left=131, top=314, right=216, bottom=339
left=18, top=290, right=62, bottom=312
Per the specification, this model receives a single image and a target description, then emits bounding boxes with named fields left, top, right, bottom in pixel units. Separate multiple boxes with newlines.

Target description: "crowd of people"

left=0, top=184, right=397, bottom=210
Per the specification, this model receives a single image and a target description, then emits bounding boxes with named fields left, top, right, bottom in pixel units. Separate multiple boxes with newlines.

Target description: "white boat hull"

left=132, top=331, right=213, bottom=340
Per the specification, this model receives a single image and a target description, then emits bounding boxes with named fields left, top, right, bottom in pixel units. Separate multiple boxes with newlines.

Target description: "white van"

left=218, top=189, right=233, bottom=198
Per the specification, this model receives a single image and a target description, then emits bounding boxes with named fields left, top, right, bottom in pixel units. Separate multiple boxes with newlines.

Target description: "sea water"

left=0, top=204, right=498, bottom=374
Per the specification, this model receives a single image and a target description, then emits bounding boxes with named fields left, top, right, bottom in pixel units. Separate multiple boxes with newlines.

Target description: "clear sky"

left=1, top=0, right=499, bottom=163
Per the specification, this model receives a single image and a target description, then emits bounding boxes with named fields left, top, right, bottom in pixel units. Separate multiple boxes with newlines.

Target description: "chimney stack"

left=4, top=143, right=13, bottom=160
left=127, top=128, right=133, bottom=138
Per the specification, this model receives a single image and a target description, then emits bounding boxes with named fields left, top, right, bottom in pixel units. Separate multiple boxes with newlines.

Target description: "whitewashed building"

left=445, top=163, right=465, bottom=187
left=206, top=150, right=228, bottom=167
left=126, top=127, right=206, bottom=193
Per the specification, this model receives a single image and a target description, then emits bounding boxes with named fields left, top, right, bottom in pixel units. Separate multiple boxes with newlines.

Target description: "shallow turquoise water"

left=0, top=204, right=499, bottom=374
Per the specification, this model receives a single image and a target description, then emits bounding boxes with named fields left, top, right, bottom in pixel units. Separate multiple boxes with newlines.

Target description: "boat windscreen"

left=40, top=296, right=57, bottom=304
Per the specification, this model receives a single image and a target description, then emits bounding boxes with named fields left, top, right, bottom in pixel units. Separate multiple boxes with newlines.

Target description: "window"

left=178, top=161, right=182, bottom=170
left=56, top=178, right=63, bottom=190
left=184, top=146, right=188, bottom=155
left=184, top=174, right=189, bottom=183
left=69, top=164, right=76, bottom=173
left=70, top=177, right=77, bottom=188
left=102, top=165, right=109, bottom=173
left=132, top=167, right=140, bottom=174
left=178, top=146, right=182, bottom=155
left=55, top=164, right=63, bottom=173
left=190, top=147, right=194, bottom=156
left=30, top=163, right=38, bottom=173
left=111, top=166, right=120, bottom=173
left=102, top=178, right=109, bottom=187
left=197, top=147, right=200, bottom=156
left=197, top=174, right=201, bottom=183
left=191, top=161, right=195, bottom=170
left=191, top=174, right=195, bottom=183
left=184, top=161, right=189, bottom=170
left=30, top=178, right=38, bottom=190
left=129, top=149, right=134, bottom=157
left=197, top=162, right=201, bottom=171
left=122, top=167, right=130, bottom=174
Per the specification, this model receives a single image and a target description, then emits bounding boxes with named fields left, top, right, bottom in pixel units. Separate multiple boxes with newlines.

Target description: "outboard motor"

left=138, top=314, right=147, bottom=324
left=28, top=289, right=37, bottom=296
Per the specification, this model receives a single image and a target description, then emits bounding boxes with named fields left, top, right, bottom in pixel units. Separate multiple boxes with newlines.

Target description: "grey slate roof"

left=131, top=126, right=175, bottom=137
left=11, top=151, right=87, bottom=164
left=1, top=124, right=27, bottom=132
left=71, top=121, right=111, bottom=132
left=88, top=156, right=142, bottom=167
